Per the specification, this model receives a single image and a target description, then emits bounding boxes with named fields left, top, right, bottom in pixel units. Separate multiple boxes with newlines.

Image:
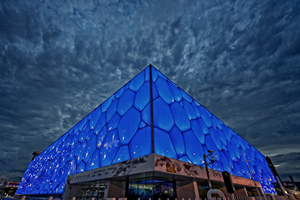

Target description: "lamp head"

left=211, top=156, right=215, bottom=163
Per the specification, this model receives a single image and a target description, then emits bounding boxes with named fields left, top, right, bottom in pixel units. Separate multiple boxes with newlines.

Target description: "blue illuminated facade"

left=16, top=65, right=276, bottom=196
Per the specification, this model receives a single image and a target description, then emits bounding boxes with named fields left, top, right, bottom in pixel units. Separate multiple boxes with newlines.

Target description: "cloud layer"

left=0, top=0, right=299, bottom=181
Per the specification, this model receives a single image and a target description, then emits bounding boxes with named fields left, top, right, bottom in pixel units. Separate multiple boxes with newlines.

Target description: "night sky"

left=0, top=0, right=300, bottom=182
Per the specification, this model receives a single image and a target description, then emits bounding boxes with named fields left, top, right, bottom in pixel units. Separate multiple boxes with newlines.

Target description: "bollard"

left=48, top=196, right=53, bottom=200
left=91, top=198, right=95, bottom=200
left=72, top=197, right=76, bottom=200
left=21, top=196, right=26, bottom=200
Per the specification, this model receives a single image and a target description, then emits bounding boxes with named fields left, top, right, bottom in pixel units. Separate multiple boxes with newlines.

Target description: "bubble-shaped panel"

left=74, top=117, right=88, bottom=133
left=154, top=128, right=177, bottom=159
left=168, top=81, right=182, bottom=102
left=219, top=151, right=232, bottom=173
left=89, top=106, right=102, bottom=129
left=129, top=127, right=151, bottom=159
left=145, top=66, right=150, bottom=82
left=170, top=126, right=186, bottom=157
left=227, top=142, right=237, bottom=161
left=129, top=70, right=144, bottom=92
left=180, top=89, right=192, bottom=103
left=156, top=70, right=168, bottom=80
left=152, top=82, right=159, bottom=99
left=77, top=161, right=85, bottom=173
left=113, top=145, right=131, bottom=164
left=223, top=150, right=233, bottom=170
left=85, top=130, right=94, bottom=141
left=102, top=96, right=114, bottom=112
left=152, top=67, right=158, bottom=82
left=97, top=125, right=107, bottom=145
left=153, top=97, right=174, bottom=132
left=79, top=121, right=90, bottom=143
left=197, top=118, right=209, bottom=135
left=107, top=113, right=120, bottom=131
left=170, top=102, right=191, bottom=132
left=106, top=99, right=118, bottom=122
left=209, top=127, right=222, bottom=150
left=191, top=120, right=205, bottom=144
left=183, top=130, right=204, bottom=166
left=118, top=107, right=140, bottom=145
left=94, top=113, right=106, bottom=135
left=183, top=99, right=197, bottom=120
left=100, top=129, right=120, bottom=167
left=117, top=90, right=135, bottom=116
left=142, top=103, right=151, bottom=125
left=212, top=115, right=222, bottom=130
left=205, top=134, right=220, bottom=161
left=83, top=134, right=97, bottom=163
left=139, top=121, right=147, bottom=129
left=179, top=155, right=192, bottom=163
left=134, top=82, right=150, bottom=111
left=199, top=107, right=212, bottom=127
left=114, top=86, right=124, bottom=98
left=192, top=101, right=201, bottom=118
left=86, top=149, right=100, bottom=171
left=76, top=142, right=87, bottom=164
left=212, top=161, right=224, bottom=172
left=219, top=126, right=228, bottom=147
left=155, top=77, right=174, bottom=104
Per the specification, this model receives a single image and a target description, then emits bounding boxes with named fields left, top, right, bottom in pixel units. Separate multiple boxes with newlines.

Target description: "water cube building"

left=16, top=65, right=277, bottom=199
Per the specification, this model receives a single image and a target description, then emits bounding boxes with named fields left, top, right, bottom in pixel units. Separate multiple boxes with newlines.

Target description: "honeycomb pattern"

left=151, top=67, right=276, bottom=194
left=16, top=65, right=276, bottom=195
left=16, top=67, right=152, bottom=195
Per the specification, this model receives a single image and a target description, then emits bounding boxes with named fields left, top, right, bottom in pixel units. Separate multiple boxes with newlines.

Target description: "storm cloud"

left=0, top=0, right=299, bottom=182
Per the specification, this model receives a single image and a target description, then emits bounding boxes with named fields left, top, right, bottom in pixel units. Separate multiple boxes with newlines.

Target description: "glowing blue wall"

left=16, top=65, right=276, bottom=195
left=16, top=67, right=152, bottom=195
left=151, top=67, right=276, bottom=194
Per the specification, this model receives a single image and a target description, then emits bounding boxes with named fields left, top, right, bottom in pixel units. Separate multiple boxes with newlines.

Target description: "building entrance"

left=127, top=179, right=177, bottom=200
left=77, top=185, right=105, bottom=200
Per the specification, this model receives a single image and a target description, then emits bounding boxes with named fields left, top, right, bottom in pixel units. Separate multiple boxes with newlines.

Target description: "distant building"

left=1, top=182, right=19, bottom=197
left=32, top=151, right=41, bottom=160
left=16, top=65, right=277, bottom=199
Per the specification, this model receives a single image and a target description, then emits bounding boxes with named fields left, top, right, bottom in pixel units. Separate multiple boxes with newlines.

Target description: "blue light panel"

left=16, top=67, right=151, bottom=195
left=16, top=65, right=276, bottom=195
left=151, top=66, right=276, bottom=194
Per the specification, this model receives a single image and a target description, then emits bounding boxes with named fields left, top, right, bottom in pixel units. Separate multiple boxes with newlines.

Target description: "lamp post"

left=204, top=150, right=215, bottom=190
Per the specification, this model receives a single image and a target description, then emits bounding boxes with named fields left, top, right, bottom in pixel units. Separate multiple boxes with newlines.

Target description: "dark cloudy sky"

left=0, top=0, right=300, bottom=182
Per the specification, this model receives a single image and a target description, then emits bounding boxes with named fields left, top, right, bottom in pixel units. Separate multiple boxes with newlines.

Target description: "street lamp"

left=204, top=150, right=215, bottom=190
